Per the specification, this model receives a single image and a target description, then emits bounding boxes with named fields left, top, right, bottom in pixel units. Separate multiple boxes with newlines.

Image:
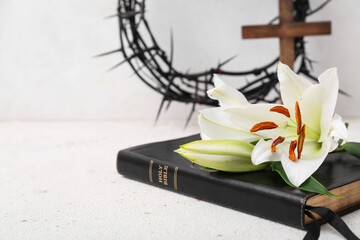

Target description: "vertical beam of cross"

left=242, top=0, right=331, bottom=70
left=279, top=0, right=294, bottom=68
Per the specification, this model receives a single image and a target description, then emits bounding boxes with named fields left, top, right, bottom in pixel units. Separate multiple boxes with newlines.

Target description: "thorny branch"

left=101, top=0, right=332, bottom=123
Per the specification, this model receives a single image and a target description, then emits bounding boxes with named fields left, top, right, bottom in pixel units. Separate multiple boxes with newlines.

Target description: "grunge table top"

left=1, top=120, right=360, bottom=240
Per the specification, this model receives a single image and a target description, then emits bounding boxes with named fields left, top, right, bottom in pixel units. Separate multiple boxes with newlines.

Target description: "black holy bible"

left=117, top=134, right=360, bottom=231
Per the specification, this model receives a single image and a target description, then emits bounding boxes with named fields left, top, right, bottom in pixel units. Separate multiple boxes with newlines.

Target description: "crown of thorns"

left=99, top=0, right=332, bottom=125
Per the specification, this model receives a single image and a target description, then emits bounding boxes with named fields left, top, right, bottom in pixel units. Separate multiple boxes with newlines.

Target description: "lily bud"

left=175, top=139, right=270, bottom=172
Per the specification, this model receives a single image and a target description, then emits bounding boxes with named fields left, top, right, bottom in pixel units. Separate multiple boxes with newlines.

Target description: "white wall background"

left=0, top=0, right=359, bottom=120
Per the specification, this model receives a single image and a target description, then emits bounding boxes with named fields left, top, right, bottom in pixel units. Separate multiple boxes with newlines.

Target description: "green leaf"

left=271, top=162, right=342, bottom=198
left=343, top=142, right=360, bottom=159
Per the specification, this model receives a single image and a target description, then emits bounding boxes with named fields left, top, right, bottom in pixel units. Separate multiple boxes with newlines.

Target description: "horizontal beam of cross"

left=242, top=21, right=331, bottom=39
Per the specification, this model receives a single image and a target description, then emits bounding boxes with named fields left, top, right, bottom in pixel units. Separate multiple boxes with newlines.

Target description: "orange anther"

left=270, top=106, right=290, bottom=118
left=297, top=124, right=306, bottom=159
left=250, top=122, right=278, bottom=132
left=289, top=140, right=297, bottom=161
left=271, top=136, right=285, bottom=152
left=295, top=101, right=302, bottom=135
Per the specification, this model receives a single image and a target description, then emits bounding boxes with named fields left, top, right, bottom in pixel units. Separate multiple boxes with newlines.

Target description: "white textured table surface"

left=1, top=120, right=360, bottom=240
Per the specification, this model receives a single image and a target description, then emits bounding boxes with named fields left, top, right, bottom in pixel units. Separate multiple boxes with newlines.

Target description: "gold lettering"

left=163, top=165, right=168, bottom=185
left=158, top=165, right=163, bottom=183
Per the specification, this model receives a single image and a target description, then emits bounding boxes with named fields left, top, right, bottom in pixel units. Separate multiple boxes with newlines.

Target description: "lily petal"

left=207, top=75, right=249, bottom=107
left=198, top=108, right=260, bottom=142
left=252, top=139, right=286, bottom=165
left=318, top=68, right=339, bottom=142
left=224, top=105, right=297, bottom=139
left=280, top=140, right=331, bottom=187
left=200, top=132, right=211, bottom=140
left=330, top=113, right=348, bottom=144
left=328, top=137, right=339, bottom=153
left=299, top=68, right=339, bottom=142
left=277, top=62, right=312, bottom=114
left=298, top=84, right=322, bottom=136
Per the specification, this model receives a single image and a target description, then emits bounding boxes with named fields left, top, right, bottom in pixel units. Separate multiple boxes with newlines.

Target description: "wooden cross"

left=242, top=0, right=331, bottom=69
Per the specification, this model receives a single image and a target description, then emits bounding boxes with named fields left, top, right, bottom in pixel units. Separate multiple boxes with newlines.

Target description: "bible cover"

left=116, top=134, right=360, bottom=230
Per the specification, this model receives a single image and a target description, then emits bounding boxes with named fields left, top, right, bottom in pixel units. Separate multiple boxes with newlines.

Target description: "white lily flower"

left=200, top=62, right=348, bottom=187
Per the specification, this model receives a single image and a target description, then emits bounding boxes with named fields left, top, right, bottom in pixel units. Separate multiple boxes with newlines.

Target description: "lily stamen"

left=289, top=140, right=297, bottom=161
left=297, top=124, right=306, bottom=159
left=271, top=136, right=285, bottom=152
left=295, top=101, right=302, bottom=135
left=270, top=106, right=290, bottom=118
left=250, top=122, right=278, bottom=132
